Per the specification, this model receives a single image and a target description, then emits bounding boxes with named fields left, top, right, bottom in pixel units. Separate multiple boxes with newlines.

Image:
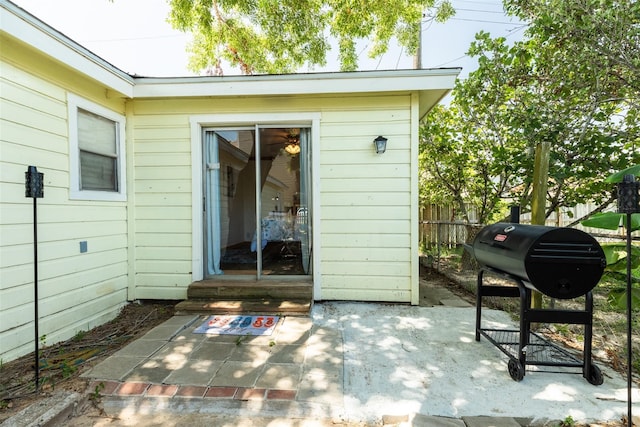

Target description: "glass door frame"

left=203, top=123, right=312, bottom=281
left=190, top=112, right=321, bottom=298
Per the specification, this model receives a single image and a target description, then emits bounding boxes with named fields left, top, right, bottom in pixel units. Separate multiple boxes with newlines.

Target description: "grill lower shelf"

left=480, top=328, right=582, bottom=367
left=475, top=267, right=603, bottom=385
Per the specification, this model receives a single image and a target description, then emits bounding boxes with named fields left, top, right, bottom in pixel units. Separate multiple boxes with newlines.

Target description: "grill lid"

left=472, top=223, right=606, bottom=299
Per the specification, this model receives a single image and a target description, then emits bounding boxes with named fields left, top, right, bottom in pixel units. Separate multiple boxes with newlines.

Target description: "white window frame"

left=68, top=93, right=126, bottom=201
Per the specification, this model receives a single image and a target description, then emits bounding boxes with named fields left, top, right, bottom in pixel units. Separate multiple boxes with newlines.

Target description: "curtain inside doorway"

left=205, top=132, right=223, bottom=275
left=298, top=128, right=311, bottom=274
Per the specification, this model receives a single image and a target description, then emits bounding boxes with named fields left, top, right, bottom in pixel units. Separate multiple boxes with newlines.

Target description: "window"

left=68, top=94, right=126, bottom=201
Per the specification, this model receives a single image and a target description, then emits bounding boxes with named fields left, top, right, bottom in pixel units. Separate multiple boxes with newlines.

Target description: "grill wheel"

left=588, top=364, right=604, bottom=385
left=508, top=358, right=525, bottom=382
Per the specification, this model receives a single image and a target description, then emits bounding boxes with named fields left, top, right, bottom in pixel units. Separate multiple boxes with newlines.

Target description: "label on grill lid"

left=494, top=234, right=508, bottom=242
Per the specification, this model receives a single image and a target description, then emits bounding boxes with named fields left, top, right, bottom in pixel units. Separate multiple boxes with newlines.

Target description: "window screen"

left=77, top=108, right=118, bottom=191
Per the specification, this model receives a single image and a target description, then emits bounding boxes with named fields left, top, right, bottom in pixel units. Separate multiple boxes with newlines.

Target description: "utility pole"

left=413, top=14, right=423, bottom=69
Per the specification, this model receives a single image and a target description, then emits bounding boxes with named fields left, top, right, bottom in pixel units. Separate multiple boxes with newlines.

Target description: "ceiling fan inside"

left=284, top=129, right=300, bottom=155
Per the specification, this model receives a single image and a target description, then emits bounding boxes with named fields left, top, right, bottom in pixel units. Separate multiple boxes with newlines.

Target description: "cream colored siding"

left=129, top=94, right=414, bottom=302
left=319, top=106, right=413, bottom=301
left=131, top=113, right=192, bottom=299
left=0, top=50, right=129, bottom=361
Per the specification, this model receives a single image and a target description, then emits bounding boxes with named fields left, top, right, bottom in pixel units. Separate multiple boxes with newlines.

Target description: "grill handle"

left=477, top=240, right=510, bottom=250
left=529, top=255, right=607, bottom=266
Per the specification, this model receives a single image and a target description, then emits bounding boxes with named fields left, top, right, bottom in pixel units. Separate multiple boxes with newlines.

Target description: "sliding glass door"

left=204, top=125, right=311, bottom=278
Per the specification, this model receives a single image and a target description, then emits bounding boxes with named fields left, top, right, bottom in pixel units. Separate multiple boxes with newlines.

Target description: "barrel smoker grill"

left=471, top=222, right=607, bottom=385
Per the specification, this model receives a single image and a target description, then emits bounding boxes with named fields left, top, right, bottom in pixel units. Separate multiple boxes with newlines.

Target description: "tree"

left=504, top=0, right=640, bottom=106
left=420, top=20, right=639, bottom=226
left=167, top=0, right=454, bottom=74
left=419, top=103, right=515, bottom=225
left=500, top=0, right=640, bottom=224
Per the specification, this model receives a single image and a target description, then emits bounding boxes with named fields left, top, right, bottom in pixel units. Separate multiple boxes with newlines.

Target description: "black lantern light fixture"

left=618, top=173, right=640, bottom=426
left=25, top=165, right=44, bottom=392
left=373, top=135, right=388, bottom=154
left=618, top=174, right=640, bottom=214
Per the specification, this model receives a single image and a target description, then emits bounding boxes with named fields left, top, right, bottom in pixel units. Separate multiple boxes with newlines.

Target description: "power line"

left=455, top=7, right=509, bottom=14
left=453, top=0, right=505, bottom=6
left=433, top=54, right=468, bottom=67
left=429, top=24, right=527, bottom=68
left=449, top=17, right=524, bottom=25
left=395, top=45, right=405, bottom=69
left=83, top=34, right=186, bottom=43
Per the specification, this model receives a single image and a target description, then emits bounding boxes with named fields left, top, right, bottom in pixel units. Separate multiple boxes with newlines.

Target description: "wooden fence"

left=420, top=220, right=638, bottom=267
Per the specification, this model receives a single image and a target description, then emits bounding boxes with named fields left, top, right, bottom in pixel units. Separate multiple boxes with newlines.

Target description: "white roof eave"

left=1, top=0, right=134, bottom=98
left=133, top=69, right=459, bottom=97
left=133, top=69, right=460, bottom=118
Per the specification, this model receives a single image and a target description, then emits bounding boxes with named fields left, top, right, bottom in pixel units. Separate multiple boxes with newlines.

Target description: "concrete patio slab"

left=163, top=359, right=224, bottom=385
left=256, top=363, right=303, bottom=389
left=70, top=301, right=639, bottom=426
left=80, top=355, right=145, bottom=380
left=210, top=361, right=265, bottom=387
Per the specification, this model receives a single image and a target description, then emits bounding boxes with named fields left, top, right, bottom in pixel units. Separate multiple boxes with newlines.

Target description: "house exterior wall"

left=129, top=94, right=417, bottom=303
left=1, top=1, right=455, bottom=362
left=319, top=103, right=416, bottom=302
left=0, top=37, right=130, bottom=362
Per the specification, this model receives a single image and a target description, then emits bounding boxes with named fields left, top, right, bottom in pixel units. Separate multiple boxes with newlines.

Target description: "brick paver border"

left=89, top=381, right=297, bottom=401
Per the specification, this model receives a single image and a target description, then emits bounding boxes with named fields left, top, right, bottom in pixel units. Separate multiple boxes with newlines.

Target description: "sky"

left=10, top=0, right=526, bottom=79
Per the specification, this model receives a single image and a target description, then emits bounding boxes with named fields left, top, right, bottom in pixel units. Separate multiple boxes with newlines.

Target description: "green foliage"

left=235, top=333, right=250, bottom=345
left=167, top=0, right=454, bottom=74
left=607, top=286, right=640, bottom=311
left=558, top=415, right=575, bottom=427
left=600, top=244, right=640, bottom=310
left=580, top=164, right=640, bottom=234
left=419, top=101, right=518, bottom=224
left=504, top=0, right=640, bottom=102
left=606, top=165, right=640, bottom=184
left=60, top=362, right=77, bottom=379
left=582, top=212, right=640, bottom=231
left=73, top=330, right=87, bottom=342
left=89, top=382, right=105, bottom=408
left=602, top=244, right=640, bottom=271
left=419, top=2, right=640, bottom=224
left=582, top=167, right=640, bottom=310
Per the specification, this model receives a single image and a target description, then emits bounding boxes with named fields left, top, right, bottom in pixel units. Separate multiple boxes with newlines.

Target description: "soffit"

left=132, top=69, right=460, bottom=119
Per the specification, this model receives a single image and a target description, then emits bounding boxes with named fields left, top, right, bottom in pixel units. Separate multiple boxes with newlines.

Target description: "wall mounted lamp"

left=373, top=135, right=388, bottom=154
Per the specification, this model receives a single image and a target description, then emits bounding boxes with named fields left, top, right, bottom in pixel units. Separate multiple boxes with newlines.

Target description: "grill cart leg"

left=475, top=269, right=485, bottom=342
left=519, top=284, right=531, bottom=378
left=583, top=291, right=604, bottom=385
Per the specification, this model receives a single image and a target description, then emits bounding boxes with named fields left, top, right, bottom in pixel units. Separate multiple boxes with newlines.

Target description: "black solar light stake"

left=617, top=174, right=640, bottom=426
left=25, top=166, right=44, bottom=392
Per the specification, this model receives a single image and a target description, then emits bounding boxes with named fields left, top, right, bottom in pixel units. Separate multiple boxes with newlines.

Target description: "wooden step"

left=174, top=298, right=311, bottom=316
left=177, top=279, right=313, bottom=316
left=187, top=280, right=312, bottom=300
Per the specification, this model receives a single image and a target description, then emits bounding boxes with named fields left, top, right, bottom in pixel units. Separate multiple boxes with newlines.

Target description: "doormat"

left=193, top=315, right=279, bottom=336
